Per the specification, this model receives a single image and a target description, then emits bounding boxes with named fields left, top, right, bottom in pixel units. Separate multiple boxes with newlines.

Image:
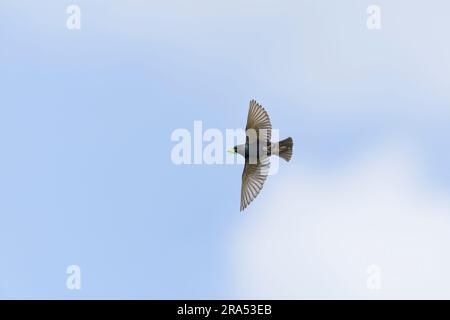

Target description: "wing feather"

left=240, top=157, right=270, bottom=211
left=245, top=100, right=272, bottom=143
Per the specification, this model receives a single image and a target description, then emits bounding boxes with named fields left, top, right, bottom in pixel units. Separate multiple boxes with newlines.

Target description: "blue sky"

left=1, top=1, right=450, bottom=299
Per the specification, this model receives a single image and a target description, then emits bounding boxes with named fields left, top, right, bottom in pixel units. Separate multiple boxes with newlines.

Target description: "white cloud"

left=230, top=142, right=450, bottom=299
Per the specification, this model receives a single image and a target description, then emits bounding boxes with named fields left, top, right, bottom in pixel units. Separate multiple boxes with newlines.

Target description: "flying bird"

left=228, top=100, right=293, bottom=211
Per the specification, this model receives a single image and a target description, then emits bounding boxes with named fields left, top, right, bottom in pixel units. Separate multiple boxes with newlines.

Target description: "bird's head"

left=227, top=146, right=238, bottom=154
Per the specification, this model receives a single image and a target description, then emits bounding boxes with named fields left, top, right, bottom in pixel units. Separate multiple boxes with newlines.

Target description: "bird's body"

left=234, top=138, right=293, bottom=162
left=229, top=100, right=294, bottom=211
left=235, top=140, right=270, bottom=160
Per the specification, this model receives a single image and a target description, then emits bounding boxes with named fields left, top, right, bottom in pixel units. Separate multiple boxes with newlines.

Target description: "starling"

left=228, top=100, right=293, bottom=211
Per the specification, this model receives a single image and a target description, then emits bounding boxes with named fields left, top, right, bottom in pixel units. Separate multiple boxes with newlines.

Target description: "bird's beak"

left=227, top=148, right=235, bottom=154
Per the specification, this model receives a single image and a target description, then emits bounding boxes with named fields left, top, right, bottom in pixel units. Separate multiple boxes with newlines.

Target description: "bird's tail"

left=277, top=137, right=293, bottom=162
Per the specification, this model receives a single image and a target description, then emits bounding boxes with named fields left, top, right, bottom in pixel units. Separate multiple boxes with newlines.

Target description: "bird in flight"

left=228, top=100, right=293, bottom=211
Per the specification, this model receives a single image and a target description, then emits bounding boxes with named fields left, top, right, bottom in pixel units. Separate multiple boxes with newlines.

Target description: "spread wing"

left=245, top=100, right=272, bottom=144
left=240, top=156, right=270, bottom=211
